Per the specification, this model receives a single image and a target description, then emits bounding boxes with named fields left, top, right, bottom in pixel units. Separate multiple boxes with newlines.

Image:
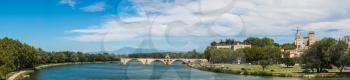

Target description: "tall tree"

left=282, top=58, right=296, bottom=67
left=244, top=37, right=275, bottom=47
left=328, top=41, right=349, bottom=72
left=243, top=45, right=281, bottom=65
left=281, top=43, right=295, bottom=50
left=302, top=38, right=337, bottom=73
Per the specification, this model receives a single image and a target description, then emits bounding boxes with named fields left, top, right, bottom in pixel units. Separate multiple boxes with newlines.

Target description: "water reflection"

left=28, top=62, right=307, bottom=80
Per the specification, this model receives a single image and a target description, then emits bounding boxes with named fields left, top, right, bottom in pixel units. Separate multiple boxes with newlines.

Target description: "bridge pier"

left=120, top=58, right=131, bottom=64
left=120, top=58, right=208, bottom=65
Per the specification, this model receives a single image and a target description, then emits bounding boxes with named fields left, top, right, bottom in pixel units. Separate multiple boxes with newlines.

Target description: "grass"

left=207, top=64, right=303, bottom=71
left=207, top=64, right=339, bottom=72
left=190, top=64, right=345, bottom=78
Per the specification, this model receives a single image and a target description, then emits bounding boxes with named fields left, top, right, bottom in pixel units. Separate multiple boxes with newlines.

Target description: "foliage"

left=0, top=37, right=39, bottom=78
left=243, top=46, right=282, bottom=64
left=258, top=60, right=272, bottom=71
left=302, top=38, right=338, bottom=73
left=205, top=37, right=281, bottom=65
left=281, top=43, right=295, bottom=50
left=244, top=37, right=275, bottom=47
left=300, top=37, right=350, bottom=73
left=327, top=41, right=350, bottom=72
left=203, top=47, right=245, bottom=63
left=208, top=48, right=235, bottom=63
left=282, top=58, right=296, bottom=67
left=0, top=37, right=119, bottom=79
left=210, top=39, right=239, bottom=46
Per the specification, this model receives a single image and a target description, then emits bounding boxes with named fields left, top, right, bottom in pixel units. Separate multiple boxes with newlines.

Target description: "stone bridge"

left=120, top=58, right=208, bottom=65
left=121, top=54, right=208, bottom=65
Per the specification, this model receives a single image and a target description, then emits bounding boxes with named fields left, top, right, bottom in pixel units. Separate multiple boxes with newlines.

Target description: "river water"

left=28, top=61, right=310, bottom=80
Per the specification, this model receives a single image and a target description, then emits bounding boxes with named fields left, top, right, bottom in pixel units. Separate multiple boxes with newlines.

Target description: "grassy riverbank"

left=6, top=61, right=116, bottom=80
left=189, top=63, right=350, bottom=78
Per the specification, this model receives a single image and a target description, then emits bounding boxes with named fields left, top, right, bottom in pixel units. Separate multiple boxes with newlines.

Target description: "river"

left=28, top=61, right=309, bottom=80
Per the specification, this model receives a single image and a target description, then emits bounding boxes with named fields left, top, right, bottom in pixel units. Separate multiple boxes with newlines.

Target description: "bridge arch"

left=121, top=58, right=142, bottom=64
left=171, top=59, right=187, bottom=64
left=120, top=58, right=208, bottom=65
left=149, top=59, right=166, bottom=64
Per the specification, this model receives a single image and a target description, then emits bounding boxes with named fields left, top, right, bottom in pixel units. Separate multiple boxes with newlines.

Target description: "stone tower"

left=303, top=36, right=309, bottom=46
left=343, top=36, right=350, bottom=46
left=303, top=31, right=316, bottom=47
left=294, top=28, right=305, bottom=49
left=307, top=31, right=316, bottom=46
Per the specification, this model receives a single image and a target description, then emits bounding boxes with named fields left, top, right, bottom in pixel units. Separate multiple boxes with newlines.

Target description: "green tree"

left=244, top=37, right=275, bottom=47
left=204, top=47, right=211, bottom=61
left=244, top=37, right=260, bottom=46
left=258, top=60, right=272, bottom=71
left=0, top=37, right=120, bottom=79
left=302, top=38, right=337, bottom=73
left=328, top=41, right=349, bottom=72
left=0, top=37, right=40, bottom=78
left=281, top=43, right=295, bottom=50
left=243, top=46, right=281, bottom=64
left=282, top=58, right=296, bottom=67
left=204, top=48, right=235, bottom=63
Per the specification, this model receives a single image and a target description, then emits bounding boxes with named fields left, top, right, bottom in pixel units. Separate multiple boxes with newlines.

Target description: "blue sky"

left=1, top=0, right=350, bottom=52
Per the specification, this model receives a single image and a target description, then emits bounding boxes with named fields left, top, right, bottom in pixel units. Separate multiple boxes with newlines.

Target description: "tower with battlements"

left=303, top=31, right=316, bottom=48
left=286, top=28, right=316, bottom=58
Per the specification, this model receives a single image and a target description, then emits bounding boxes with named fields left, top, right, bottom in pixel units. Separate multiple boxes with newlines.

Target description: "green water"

left=28, top=61, right=310, bottom=80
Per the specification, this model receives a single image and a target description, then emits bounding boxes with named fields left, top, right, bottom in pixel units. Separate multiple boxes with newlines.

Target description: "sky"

left=0, top=0, right=350, bottom=53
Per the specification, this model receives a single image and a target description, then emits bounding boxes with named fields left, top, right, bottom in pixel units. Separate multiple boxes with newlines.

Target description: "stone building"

left=342, top=36, right=350, bottom=46
left=285, top=28, right=316, bottom=58
left=233, top=43, right=252, bottom=51
left=213, top=42, right=251, bottom=51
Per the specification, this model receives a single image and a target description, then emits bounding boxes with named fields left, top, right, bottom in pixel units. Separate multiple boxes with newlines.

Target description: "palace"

left=342, top=36, right=350, bottom=46
left=214, top=42, right=251, bottom=51
left=285, top=28, right=316, bottom=58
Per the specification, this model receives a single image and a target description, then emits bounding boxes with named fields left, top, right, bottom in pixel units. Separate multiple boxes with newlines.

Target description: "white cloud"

left=303, top=18, right=350, bottom=38
left=81, top=2, right=106, bottom=12
left=69, top=0, right=350, bottom=43
left=60, top=0, right=76, bottom=8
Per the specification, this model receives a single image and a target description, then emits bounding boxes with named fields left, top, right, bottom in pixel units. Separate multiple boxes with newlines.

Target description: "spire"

left=295, top=25, right=301, bottom=40
left=296, top=26, right=299, bottom=33
left=294, top=25, right=304, bottom=49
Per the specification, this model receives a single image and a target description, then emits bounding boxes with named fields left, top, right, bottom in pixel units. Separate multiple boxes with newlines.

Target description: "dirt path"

left=7, top=70, right=31, bottom=80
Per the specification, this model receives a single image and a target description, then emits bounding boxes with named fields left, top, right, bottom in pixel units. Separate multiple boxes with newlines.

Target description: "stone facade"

left=343, top=36, right=350, bottom=46
left=214, top=43, right=251, bottom=51
left=215, top=45, right=232, bottom=49
left=233, top=43, right=252, bottom=51
left=286, top=28, right=316, bottom=58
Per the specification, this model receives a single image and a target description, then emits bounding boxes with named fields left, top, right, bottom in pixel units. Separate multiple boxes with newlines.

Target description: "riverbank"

left=7, top=61, right=116, bottom=80
left=188, top=63, right=350, bottom=78
left=7, top=70, right=33, bottom=80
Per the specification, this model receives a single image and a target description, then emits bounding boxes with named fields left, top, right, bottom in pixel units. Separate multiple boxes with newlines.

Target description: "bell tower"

left=294, top=27, right=305, bottom=49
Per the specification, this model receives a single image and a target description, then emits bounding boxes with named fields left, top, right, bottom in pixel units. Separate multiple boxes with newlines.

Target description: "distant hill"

left=111, top=47, right=170, bottom=54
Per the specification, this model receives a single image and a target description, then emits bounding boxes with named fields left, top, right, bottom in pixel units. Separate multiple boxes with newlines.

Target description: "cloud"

left=69, top=0, right=350, bottom=43
left=60, top=0, right=76, bottom=8
left=80, top=2, right=106, bottom=12
left=303, top=18, right=350, bottom=38
left=69, top=20, right=154, bottom=42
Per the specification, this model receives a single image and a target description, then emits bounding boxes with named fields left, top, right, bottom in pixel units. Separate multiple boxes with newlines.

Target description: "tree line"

left=302, top=38, right=350, bottom=73
left=205, top=37, right=350, bottom=72
left=127, top=49, right=204, bottom=59
left=205, top=37, right=284, bottom=70
left=0, top=37, right=119, bottom=79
